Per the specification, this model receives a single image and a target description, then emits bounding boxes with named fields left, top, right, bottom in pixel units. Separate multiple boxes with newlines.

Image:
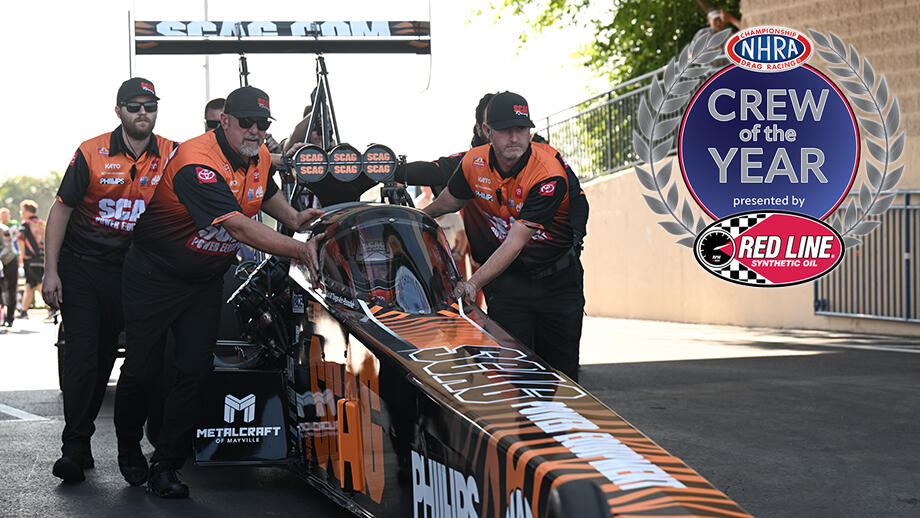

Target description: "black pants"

left=482, top=260, right=585, bottom=381
left=2, top=260, right=16, bottom=324
left=114, top=247, right=222, bottom=468
left=58, top=253, right=122, bottom=456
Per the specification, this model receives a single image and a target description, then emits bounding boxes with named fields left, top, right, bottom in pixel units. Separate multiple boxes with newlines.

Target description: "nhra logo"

left=513, top=104, right=529, bottom=116
left=726, top=27, right=812, bottom=72
left=694, top=211, right=843, bottom=286
left=224, top=394, right=256, bottom=423
left=196, top=167, right=217, bottom=183
left=140, top=82, right=156, bottom=95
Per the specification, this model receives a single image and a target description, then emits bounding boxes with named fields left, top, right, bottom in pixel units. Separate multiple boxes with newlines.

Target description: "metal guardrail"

left=536, top=66, right=673, bottom=181
left=814, top=191, right=920, bottom=323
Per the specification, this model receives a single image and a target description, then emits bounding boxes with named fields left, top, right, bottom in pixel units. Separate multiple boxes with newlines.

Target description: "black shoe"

left=52, top=455, right=85, bottom=483
left=146, top=463, right=189, bottom=499
left=118, top=448, right=149, bottom=486
left=80, top=452, right=95, bottom=470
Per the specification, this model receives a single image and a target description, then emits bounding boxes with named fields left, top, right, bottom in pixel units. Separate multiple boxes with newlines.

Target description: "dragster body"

left=193, top=203, right=751, bottom=518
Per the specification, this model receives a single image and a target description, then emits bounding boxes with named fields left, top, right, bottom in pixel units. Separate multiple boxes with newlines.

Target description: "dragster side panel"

left=284, top=284, right=751, bottom=518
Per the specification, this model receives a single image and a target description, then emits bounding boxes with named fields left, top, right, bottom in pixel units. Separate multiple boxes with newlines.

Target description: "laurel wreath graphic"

left=632, top=29, right=731, bottom=248
left=807, top=29, right=906, bottom=248
left=633, top=28, right=905, bottom=249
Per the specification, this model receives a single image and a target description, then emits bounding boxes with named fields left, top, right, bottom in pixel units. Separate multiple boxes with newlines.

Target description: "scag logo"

left=726, top=27, right=812, bottom=72
left=513, top=104, right=529, bottom=116
left=96, top=198, right=146, bottom=231
left=140, top=82, right=156, bottom=94
left=257, top=98, right=270, bottom=110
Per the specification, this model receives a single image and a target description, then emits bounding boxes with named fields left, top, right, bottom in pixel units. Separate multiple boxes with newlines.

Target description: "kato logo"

left=694, top=211, right=843, bottom=286
left=725, top=26, right=812, bottom=72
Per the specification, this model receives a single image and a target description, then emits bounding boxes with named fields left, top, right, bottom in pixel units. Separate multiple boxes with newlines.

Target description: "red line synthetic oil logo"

left=725, top=26, right=812, bottom=72
left=694, top=211, right=843, bottom=287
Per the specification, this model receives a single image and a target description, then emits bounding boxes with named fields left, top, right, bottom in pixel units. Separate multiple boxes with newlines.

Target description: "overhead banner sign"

left=134, top=21, right=431, bottom=55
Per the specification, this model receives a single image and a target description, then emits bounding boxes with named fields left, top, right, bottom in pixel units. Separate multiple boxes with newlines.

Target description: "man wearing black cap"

left=113, top=86, right=323, bottom=498
left=423, top=91, right=586, bottom=381
left=42, top=77, right=177, bottom=483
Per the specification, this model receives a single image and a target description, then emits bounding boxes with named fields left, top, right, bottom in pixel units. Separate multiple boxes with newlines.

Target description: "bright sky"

left=0, top=0, right=607, bottom=182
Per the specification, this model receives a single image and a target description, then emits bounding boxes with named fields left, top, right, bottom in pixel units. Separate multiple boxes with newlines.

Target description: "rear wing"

left=133, top=20, right=431, bottom=55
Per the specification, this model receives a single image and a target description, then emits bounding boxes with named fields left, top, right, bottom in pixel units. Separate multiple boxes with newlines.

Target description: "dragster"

left=189, top=147, right=751, bottom=517
left=129, top=19, right=752, bottom=517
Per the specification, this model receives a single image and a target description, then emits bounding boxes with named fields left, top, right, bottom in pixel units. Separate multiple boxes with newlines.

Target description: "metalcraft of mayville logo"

left=633, top=26, right=905, bottom=287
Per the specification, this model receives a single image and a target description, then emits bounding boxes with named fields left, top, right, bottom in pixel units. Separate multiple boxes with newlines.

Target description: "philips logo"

left=224, top=394, right=256, bottom=423
left=475, top=190, right=494, bottom=202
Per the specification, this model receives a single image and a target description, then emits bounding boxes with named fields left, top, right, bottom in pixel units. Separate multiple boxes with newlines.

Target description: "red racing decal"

left=539, top=181, right=556, bottom=196
left=196, top=167, right=217, bottom=183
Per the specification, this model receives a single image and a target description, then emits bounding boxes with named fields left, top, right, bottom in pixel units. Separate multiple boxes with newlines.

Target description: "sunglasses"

left=236, top=117, right=271, bottom=131
left=120, top=101, right=158, bottom=113
left=205, top=119, right=220, bottom=129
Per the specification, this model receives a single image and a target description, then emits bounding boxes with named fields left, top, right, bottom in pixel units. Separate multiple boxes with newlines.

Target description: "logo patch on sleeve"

left=539, top=181, right=557, bottom=196
left=196, top=167, right=217, bottom=184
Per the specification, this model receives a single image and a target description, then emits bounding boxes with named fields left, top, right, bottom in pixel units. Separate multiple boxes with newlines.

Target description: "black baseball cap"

left=486, top=91, right=535, bottom=130
left=224, top=86, right=274, bottom=119
left=117, top=77, right=159, bottom=103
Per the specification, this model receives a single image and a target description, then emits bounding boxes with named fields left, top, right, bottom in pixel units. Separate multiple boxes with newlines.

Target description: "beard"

left=122, top=117, right=154, bottom=140
left=239, top=140, right=262, bottom=157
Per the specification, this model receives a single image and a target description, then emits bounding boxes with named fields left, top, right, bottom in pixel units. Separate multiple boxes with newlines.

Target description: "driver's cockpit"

left=313, top=204, right=461, bottom=314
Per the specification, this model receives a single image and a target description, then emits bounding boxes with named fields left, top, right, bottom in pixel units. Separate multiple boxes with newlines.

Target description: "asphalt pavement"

left=1, top=309, right=918, bottom=517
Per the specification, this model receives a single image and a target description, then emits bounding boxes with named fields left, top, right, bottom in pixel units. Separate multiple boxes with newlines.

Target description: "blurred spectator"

left=17, top=200, right=45, bottom=319
left=694, top=0, right=741, bottom=32
left=1, top=218, right=17, bottom=326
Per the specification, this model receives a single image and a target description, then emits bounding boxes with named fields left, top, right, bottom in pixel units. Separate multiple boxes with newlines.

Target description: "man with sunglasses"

left=114, top=86, right=323, bottom=499
left=204, top=97, right=224, bottom=132
left=42, top=77, right=178, bottom=484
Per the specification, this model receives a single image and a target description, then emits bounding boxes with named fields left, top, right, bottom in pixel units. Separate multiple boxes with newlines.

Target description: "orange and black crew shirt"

left=56, top=127, right=177, bottom=264
left=131, top=125, right=277, bottom=282
left=447, top=142, right=573, bottom=272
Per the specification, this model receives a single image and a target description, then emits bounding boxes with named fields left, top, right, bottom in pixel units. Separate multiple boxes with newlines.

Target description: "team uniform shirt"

left=18, top=216, right=46, bottom=261
left=56, top=128, right=177, bottom=264
left=132, top=126, right=277, bottom=281
left=447, top=142, right=573, bottom=271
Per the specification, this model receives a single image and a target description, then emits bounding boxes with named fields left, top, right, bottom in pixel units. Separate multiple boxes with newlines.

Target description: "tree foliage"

left=496, top=0, right=740, bottom=83
left=0, top=172, right=62, bottom=221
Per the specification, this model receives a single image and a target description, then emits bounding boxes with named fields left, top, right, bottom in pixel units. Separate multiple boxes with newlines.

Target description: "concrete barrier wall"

left=580, top=1, right=919, bottom=336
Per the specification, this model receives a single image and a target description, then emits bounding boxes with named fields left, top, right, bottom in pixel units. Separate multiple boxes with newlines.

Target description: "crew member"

left=40, top=78, right=177, bottom=483
left=114, top=86, right=323, bottom=498
left=204, top=97, right=225, bottom=132
left=423, top=91, right=586, bottom=380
